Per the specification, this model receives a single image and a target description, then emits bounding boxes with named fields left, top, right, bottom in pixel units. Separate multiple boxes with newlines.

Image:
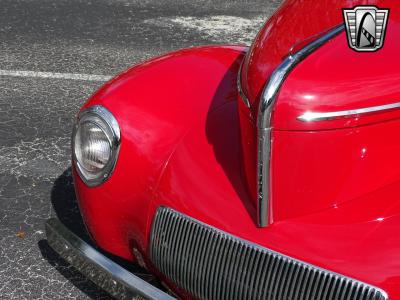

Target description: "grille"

left=150, top=207, right=387, bottom=300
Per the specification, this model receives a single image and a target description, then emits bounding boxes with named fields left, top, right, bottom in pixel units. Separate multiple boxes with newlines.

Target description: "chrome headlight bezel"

left=72, top=105, right=121, bottom=187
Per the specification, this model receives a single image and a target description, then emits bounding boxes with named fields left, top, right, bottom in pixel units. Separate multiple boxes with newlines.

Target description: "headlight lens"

left=72, top=105, right=120, bottom=187
left=74, top=121, right=111, bottom=172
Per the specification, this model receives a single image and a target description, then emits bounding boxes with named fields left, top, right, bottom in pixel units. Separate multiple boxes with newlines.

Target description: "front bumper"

left=45, top=218, right=175, bottom=300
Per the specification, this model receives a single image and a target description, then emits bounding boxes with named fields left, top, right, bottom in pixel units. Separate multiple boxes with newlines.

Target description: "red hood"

left=274, top=9, right=400, bottom=130
left=241, top=0, right=397, bottom=122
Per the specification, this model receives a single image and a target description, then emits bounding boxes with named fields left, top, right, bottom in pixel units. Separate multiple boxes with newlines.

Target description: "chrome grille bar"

left=150, top=207, right=387, bottom=300
left=257, top=24, right=345, bottom=227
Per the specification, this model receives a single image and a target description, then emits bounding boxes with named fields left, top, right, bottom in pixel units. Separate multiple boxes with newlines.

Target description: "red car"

left=46, top=0, right=399, bottom=299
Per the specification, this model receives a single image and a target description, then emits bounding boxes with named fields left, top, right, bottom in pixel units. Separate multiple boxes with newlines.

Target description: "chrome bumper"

left=45, top=218, right=175, bottom=300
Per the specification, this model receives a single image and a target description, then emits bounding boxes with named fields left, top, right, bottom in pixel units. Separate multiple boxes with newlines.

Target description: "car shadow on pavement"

left=38, top=167, right=116, bottom=300
left=38, top=239, right=115, bottom=300
left=49, top=167, right=90, bottom=241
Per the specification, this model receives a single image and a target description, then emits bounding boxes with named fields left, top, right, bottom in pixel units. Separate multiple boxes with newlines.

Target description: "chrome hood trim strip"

left=257, top=24, right=345, bottom=227
left=298, top=101, right=400, bottom=122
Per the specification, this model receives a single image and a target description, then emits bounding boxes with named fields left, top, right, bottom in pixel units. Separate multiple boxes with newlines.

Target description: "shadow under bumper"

left=45, top=218, right=175, bottom=300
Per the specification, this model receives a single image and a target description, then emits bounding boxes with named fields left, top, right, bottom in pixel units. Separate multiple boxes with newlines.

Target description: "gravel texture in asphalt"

left=0, top=0, right=281, bottom=299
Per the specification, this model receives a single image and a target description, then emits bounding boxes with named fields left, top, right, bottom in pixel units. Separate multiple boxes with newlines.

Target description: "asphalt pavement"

left=0, top=0, right=280, bottom=299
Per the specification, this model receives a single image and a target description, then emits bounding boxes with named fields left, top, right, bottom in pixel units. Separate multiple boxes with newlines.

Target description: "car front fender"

left=73, top=45, right=247, bottom=260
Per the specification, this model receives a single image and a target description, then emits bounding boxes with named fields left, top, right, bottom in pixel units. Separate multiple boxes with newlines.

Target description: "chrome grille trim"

left=257, top=24, right=345, bottom=227
left=150, top=207, right=388, bottom=300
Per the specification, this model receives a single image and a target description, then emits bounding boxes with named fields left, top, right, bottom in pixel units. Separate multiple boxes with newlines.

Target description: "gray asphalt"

left=0, top=0, right=280, bottom=299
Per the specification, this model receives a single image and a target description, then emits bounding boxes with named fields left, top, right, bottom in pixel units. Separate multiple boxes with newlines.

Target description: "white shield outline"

left=343, top=6, right=389, bottom=52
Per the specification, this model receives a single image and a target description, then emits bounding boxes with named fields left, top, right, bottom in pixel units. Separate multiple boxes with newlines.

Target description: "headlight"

left=72, top=105, right=121, bottom=187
